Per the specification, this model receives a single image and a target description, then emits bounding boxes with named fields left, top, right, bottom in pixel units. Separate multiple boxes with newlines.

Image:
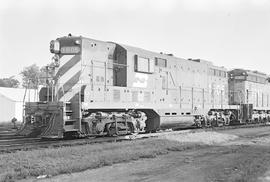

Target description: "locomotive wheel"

left=211, top=119, right=218, bottom=127
left=225, top=118, right=230, bottom=126
left=105, top=123, right=117, bottom=136
left=196, top=122, right=202, bottom=128
left=200, top=118, right=206, bottom=127
left=105, top=122, right=132, bottom=136
left=221, top=119, right=226, bottom=126
left=206, top=120, right=211, bottom=127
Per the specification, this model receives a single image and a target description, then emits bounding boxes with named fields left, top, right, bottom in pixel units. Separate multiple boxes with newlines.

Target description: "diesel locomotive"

left=19, top=34, right=270, bottom=138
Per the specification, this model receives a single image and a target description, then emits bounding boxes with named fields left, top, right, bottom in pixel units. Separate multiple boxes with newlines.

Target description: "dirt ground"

left=39, top=127, right=270, bottom=182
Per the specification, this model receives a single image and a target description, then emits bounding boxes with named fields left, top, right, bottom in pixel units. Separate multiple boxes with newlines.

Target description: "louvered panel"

left=132, top=91, right=138, bottom=102
left=144, top=91, right=151, bottom=102
left=113, top=89, right=120, bottom=102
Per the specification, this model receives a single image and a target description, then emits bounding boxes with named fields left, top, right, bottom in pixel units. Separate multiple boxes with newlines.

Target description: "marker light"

left=75, top=40, right=81, bottom=45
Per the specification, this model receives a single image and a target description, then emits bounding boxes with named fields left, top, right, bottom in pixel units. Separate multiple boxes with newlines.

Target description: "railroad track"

left=0, top=134, right=26, bottom=140
left=0, top=136, right=139, bottom=154
left=203, top=122, right=270, bottom=131
left=0, top=123, right=270, bottom=154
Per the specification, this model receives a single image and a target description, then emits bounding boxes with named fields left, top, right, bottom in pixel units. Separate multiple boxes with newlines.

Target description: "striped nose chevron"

left=55, top=55, right=82, bottom=102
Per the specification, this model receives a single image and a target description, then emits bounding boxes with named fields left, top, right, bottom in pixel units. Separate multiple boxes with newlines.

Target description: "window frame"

left=134, top=55, right=154, bottom=74
left=155, top=57, right=167, bottom=68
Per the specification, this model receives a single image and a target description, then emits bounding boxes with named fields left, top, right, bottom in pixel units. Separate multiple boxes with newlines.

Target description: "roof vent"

left=188, top=58, right=200, bottom=62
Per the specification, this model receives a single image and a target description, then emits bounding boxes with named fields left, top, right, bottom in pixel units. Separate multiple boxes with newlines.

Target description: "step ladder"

left=64, top=102, right=76, bottom=130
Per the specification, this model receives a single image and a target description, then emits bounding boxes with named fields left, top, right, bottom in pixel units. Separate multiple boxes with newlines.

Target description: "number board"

left=234, top=75, right=246, bottom=80
left=60, top=46, right=80, bottom=54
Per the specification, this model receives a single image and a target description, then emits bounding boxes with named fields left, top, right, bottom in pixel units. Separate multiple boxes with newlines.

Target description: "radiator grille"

left=144, top=91, right=151, bottom=102
left=132, top=91, right=138, bottom=102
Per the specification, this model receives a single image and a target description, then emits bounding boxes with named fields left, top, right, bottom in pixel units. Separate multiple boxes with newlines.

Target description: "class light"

left=75, top=40, right=81, bottom=45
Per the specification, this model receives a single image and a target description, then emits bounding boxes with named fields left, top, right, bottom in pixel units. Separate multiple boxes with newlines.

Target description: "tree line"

left=0, top=64, right=55, bottom=89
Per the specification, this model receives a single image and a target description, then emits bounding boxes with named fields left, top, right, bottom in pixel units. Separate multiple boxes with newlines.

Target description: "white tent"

left=0, top=87, right=37, bottom=122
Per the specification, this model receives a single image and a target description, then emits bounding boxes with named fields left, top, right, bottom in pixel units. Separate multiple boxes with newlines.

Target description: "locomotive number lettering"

left=60, top=46, right=80, bottom=54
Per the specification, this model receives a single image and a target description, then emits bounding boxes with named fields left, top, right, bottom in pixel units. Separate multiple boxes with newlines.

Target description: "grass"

left=206, top=145, right=270, bottom=182
left=0, top=138, right=203, bottom=182
left=228, top=146, right=270, bottom=182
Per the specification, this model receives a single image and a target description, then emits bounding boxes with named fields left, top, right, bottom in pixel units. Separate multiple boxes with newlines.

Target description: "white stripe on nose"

left=57, top=61, right=81, bottom=90
left=58, top=55, right=74, bottom=67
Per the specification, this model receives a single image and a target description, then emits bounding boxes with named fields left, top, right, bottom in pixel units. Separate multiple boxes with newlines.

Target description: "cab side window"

left=134, top=55, right=154, bottom=73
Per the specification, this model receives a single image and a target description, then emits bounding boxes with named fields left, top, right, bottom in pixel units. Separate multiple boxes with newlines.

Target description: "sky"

left=0, top=0, right=270, bottom=82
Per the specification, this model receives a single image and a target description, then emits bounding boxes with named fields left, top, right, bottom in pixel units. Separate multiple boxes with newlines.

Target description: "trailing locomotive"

left=19, top=34, right=270, bottom=138
left=228, top=69, right=270, bottom=123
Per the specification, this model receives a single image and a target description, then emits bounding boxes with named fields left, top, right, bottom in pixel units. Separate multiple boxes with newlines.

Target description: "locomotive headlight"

left=50, top=40, right=60, bottom=53
left=75, top=39, right=81, bottom=45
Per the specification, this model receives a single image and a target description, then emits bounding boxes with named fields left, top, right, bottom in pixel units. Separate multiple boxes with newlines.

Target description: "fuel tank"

left=159, top=115, right=195, bottom=129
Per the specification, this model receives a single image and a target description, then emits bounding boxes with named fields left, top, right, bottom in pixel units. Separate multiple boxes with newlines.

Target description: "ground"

left=37, top=127, right=270, bottom=182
